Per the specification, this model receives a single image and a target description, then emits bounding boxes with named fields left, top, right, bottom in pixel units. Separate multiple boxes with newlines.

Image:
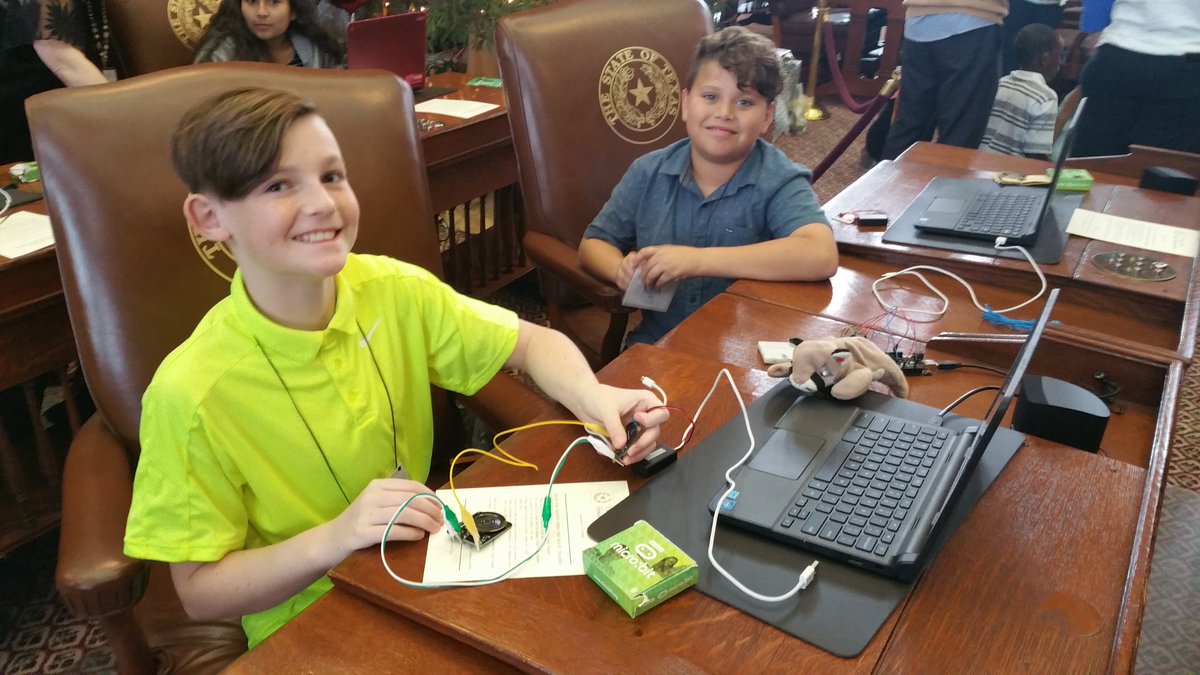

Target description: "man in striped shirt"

left=981, top=24, right=1063, bottom=159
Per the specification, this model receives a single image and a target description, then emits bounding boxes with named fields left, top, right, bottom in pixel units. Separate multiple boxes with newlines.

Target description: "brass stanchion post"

left=803, top=0, right=829, bottom=121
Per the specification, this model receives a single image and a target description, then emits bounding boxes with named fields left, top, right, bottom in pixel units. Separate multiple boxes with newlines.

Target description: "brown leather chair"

left=105, top=0, right=218, bottom=76
left=495, top=0, right=711, bottom=367
left=27, top=63, right=557, bottom=674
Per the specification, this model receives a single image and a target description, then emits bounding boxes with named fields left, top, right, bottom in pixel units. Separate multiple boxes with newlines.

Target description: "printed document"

left=1066, top=208, right=1199, bottom=258
left=423, top=480, right=628, bottom=583
left=414, top=99, right=499, bottom=119
left=0, top=211, right=54, bottom=259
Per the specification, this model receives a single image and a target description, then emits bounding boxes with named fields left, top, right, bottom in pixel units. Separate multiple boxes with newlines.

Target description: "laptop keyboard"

left=779, top=411, right=951, bottom=559
left=954, top=192, right=1040, bottom=239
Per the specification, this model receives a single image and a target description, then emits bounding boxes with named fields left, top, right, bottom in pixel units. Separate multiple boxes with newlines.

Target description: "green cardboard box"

left=583, top=520, right=698, bottom=618
left=1047, top=167, right=1093, bottom=191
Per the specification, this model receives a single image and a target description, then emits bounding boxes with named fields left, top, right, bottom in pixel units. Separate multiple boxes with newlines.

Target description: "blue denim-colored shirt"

left=583, top=137, right=828, bottom=347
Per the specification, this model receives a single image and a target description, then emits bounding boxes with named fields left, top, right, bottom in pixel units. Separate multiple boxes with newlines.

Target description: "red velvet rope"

left=810, top=92, right=889, bottom=183
left=821, top=19, right=873, bottom=114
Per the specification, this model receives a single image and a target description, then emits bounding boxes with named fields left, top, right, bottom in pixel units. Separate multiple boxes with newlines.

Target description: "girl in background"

left=194, top=0, right=343, bottom=68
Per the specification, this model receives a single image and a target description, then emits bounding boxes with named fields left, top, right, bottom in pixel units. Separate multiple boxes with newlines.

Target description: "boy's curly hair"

left=686, top=26, right=782, bottom=102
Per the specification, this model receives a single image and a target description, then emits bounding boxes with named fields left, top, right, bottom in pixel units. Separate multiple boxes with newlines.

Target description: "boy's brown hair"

left=171, top=87, right=318, bottom=200
left=685, top=26, right=782, bottom=103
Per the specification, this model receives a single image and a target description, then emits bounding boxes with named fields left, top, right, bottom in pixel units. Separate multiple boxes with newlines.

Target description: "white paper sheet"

left=413, top=99, right=500, bottom=119
left=422, top=480, right=628, bottom=583
left=1066, top=208, right=1199, bottom=258
left=622, top=268, right=678, bottom=311
left=0, top=210, right=54, bottom=259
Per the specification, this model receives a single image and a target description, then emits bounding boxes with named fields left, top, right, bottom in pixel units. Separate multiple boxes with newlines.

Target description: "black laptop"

left=709, top=289, right=1058, bottom=581
left=907, top=100, right=1087, bottom=245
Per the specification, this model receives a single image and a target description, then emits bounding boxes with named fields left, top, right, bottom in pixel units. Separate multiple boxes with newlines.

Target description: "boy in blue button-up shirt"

left=579, top=26, right=838, bottom=347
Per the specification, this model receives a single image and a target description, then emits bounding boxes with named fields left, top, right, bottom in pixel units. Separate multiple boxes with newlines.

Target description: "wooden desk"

left=237, top=284, right=1178, bottom=673
left=420, top=72, right=530, bottom=297
left=825, top=142, right=1200, bottom=360
left=0, top=186, right=76, bottom=554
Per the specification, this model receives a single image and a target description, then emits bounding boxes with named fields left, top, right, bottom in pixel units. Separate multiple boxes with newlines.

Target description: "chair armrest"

left=523, top=231, right=634, bottom=315
left=463, top=371, right=567, bottom=433
left=56, top=414, right=149, bottom=618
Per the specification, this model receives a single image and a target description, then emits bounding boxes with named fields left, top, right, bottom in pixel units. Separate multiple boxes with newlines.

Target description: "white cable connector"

left=641, top=375, right=667, bottom=405
left=799, top=560, right=819, bottom=589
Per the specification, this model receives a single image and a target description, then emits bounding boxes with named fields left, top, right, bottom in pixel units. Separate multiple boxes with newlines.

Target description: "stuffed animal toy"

left=766, top=337, right=909, bottom=400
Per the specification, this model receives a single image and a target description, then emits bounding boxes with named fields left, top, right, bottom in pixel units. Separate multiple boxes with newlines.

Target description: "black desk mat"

left=589, top=381, right=1023, bottom=658
left=2, top=187, right=43, bottom=208
left=882, top=187, right=1083, bottom=265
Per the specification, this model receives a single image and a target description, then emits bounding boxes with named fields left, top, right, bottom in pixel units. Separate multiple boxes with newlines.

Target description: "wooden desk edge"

left=1111, top=360, right=1181, bottom=671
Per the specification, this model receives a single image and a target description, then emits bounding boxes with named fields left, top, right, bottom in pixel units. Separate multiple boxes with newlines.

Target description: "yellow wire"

left=447, top=419, right=608, bottom=548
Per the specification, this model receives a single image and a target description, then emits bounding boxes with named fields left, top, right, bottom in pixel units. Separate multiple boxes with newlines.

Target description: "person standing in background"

left=1001, top=0, right=1065, bottom=75
left=0, top=0, right=107, bottom=163
left=880, top=0, right=1008, bottom=161
left=1073, top=0, right=1200, bottom=156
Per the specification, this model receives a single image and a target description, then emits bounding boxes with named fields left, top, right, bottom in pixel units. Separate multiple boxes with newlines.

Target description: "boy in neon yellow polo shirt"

left=124, top=88, right=668, bottom=649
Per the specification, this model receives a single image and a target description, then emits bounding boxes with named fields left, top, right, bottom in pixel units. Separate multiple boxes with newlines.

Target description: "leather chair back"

left=28, top=63, right=437, bottom=453
left=105, top=0, right=218, bottom=76
left=496, top=0, right=711, bottom=249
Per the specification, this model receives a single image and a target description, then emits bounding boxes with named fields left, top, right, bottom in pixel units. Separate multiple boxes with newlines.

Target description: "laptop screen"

left=1031, top=99, right=1088, bottom=229
left=932, top=288, right=1059, bottom=530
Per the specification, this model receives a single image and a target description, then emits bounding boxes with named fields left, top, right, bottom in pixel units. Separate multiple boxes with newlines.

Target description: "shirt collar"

left=1009, top=70, right=1048, bottom=86
left=666, top=138, right=766, bottom=200
left=231, top=270, right=359, bottom=361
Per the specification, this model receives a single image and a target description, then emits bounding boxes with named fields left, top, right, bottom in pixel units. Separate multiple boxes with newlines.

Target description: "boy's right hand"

left=615, top=250, right=640, bottom=291
left=331, top=478, right=445, bottom=553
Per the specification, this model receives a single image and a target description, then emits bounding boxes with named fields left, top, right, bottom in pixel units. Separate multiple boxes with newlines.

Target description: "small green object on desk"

left=1049, top=167, right=1093, bottom=191
left=466, top=77, right=503, bottom=87
left=10, top=161, right=39, bottom=184
left=583, top=520, right=698, bottom=618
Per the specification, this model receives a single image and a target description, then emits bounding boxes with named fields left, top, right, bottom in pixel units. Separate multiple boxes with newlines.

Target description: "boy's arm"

left=578, top=237, right=638, bottom=291
left=169, top=476, right=445, bottom=621
left=505, top=319, right=667, bottom=460
left=578, top=159, right=648, bottom=288
left=637, top=223, right=838, bottom=288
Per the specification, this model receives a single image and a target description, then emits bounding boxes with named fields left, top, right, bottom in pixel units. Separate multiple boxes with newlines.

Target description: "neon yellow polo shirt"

left=125, top=254, right=518, bottom=647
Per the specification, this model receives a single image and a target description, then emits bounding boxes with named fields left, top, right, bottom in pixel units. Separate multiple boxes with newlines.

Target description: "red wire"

left=647, top=405, right=698, bottom=450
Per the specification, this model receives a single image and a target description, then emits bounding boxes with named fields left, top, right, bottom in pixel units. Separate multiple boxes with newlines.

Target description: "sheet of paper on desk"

left=413, top=98, right=499, bottom=119
left=423, top=480, right=628, bottom=583
left=1066, top=208, right=1199, bottom=258
left=0, top=211, right=54, bottom=258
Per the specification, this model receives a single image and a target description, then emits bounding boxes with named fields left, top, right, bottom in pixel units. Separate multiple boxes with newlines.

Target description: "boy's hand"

left=615, top=250, right=640, bottom=291
left=635, top=245, right=705, bottom=289
left=332, top=477, right=445, bottom=553
left=576, top=384, right=670, bottom=464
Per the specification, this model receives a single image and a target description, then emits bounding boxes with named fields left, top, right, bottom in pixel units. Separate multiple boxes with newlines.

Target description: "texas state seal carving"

left=190, top=228, right=237, bottom=282
left=168, top=0, right=221, bottom=49
left=597, top=47, right=680, bottom=145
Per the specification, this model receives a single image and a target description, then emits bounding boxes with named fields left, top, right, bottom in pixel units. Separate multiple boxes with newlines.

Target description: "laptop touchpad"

left=928, top=197, right=965, bottom=214
left=748, top=429, right=825, bottom=480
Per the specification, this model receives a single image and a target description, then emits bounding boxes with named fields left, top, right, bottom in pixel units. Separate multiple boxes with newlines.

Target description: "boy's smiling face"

left=681, top=59, right=773, bottom=168
left=195, top=114, right=359, bottom=288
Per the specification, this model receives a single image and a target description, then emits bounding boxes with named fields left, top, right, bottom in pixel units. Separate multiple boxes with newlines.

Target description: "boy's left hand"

left=576, top=384, right=669, bottom=464
left=635, top=245, right=704, bottom=289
